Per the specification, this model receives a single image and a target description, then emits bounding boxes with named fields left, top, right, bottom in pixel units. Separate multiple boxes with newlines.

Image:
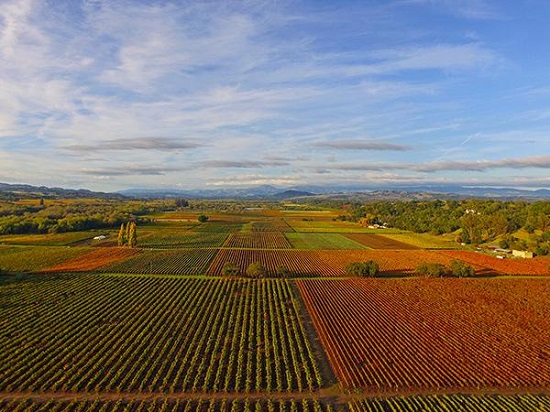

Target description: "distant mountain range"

left=0, top=182, right=124, bottom=200
left=1, top=182, right=549, bottom=201
left=118, top=184, right=550, bottom=200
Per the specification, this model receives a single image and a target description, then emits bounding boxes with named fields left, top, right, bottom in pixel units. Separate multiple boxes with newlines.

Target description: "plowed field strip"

left=297, top=278, right=550, bottom=393
left=40, top=248, right=139, bottom=273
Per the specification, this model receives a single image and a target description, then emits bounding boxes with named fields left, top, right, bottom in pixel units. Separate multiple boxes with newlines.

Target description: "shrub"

left=416, top=262, right=447, bottom=277
left=221, top=262, right=240, bottom=276
left=345, top=260, right=379, bottom=277
left=198, top=214, right=209, bottom=223
left=449, top=260, right=475, bottom=277
left=246, top=262, right=266, bottom=278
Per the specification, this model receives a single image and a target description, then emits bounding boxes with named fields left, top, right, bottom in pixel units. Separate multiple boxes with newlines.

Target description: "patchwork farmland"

left=1, top=204, right=549, bottom=411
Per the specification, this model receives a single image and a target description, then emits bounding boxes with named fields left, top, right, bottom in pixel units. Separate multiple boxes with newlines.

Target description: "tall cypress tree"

left=117, top=223, right=126, bottom=246
left=128, top=222, right=137, bottom=248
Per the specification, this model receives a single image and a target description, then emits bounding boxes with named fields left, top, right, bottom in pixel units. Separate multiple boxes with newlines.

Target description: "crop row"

left=297, top=278, right=550, bottom=392
left=139, top=231, right=228, bottom=249
left=349, top=394, right=550, bottom=412
left=0, top=275, right=323, bottom=393
left=207, top=249, right=343, bottom=277
left=0, top=399, right=333, bottom=412
left=98, top=249, right=217, bottom=275
left=223, top=232, right=293, bottom=249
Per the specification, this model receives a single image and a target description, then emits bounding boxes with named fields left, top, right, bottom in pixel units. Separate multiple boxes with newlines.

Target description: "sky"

left=0, top=0, right=549, bottom=192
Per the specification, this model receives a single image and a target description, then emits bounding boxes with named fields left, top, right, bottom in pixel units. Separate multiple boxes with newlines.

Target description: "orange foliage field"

left=41, top=248, right=140, bottom=272
left=317, top=250, right=492, bottom=275
left=297, top=278, right=550, bottom=393
left=439, top=250, right=550, bottom=275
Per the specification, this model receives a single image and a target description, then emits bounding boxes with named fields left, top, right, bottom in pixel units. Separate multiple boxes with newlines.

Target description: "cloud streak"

left=66, top=137, right=204, bottom=152
left=314, top=140, right=411, bottom=151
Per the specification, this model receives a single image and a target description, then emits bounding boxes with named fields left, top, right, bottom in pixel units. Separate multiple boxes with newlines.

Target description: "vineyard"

left=0, top=275, right=323, bottom=394
left=138, top=230, right=228, bottom=248
left=206, top=249, right=343, bottom=277
left=0, top=399, right=334, bottom=412
left=297, top=278, right=550, bottom=392
left=223, top=232, right=293, bottom=249
left=1, top=205, right=549, bottom=411
left=284, top=233, right=366, bottom=250
left=349, top=394, right=550, bottom=411
left=99, top=249, right=218, bottom=275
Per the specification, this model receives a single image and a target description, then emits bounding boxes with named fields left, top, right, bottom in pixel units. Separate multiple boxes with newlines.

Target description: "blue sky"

left=0, top=0, right=549, bottom=191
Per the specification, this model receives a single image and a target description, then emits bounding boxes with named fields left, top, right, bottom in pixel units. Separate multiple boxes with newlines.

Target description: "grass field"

left=0, top=246, right=91, bottom=272
left=0, top=231, right=103, bottom=246
left=380, top=233, right=460, bottom=249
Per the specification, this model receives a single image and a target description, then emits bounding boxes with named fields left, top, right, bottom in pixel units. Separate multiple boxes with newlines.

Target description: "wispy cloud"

left=66, top=137, right=204, bottom=152
left=202, top=160, right=290, bottom=169
left=314, top=140, right=411, bottom=151
left=398, top=0, right=500, bottom=20
left=324, top=155, right=550, bottom=173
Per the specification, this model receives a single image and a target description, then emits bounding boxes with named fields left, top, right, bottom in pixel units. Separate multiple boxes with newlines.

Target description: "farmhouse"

left=512, top=250, right=534, bottom=259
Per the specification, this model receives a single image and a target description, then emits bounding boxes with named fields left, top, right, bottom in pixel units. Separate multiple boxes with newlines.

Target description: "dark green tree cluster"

left=0, top=199, right=160, bottom=235
left=345, top=260, right=380, bottom=277
left=340, top=199, right=549, bottom=249
left=416, top=260, right=474, bottom=278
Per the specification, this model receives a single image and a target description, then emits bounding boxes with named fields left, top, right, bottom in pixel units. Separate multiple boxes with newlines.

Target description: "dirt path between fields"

left=2, top=385, right=549, bottom=404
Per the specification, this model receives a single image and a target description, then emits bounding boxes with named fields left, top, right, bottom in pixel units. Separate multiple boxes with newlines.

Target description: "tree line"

left=335, top=199, right=550, bottom=254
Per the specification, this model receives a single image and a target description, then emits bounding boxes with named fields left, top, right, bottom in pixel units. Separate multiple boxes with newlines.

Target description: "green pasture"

left=285, top=233, right=367, bottom=250
left=0, top=231, right=105, bottom=246
left=381, top=233, right=460, bottom=249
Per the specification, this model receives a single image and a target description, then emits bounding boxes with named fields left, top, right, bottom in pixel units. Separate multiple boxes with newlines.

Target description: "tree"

left=416, top=262, right=447, bottom=277
left=117, top=223, right=126, bottom=246
left=449, top=260, right=474, bottom=277
left=345, top=260, right=379, bottom=277
left=246, top=262, right=266, bottom=278
left=127, top=221, right=137, bottom=248
left=175, top=198, right=189, bottom=208
left=198, top=214, right=209, bottom=223
left=222, top=262, right=240, bottom=276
